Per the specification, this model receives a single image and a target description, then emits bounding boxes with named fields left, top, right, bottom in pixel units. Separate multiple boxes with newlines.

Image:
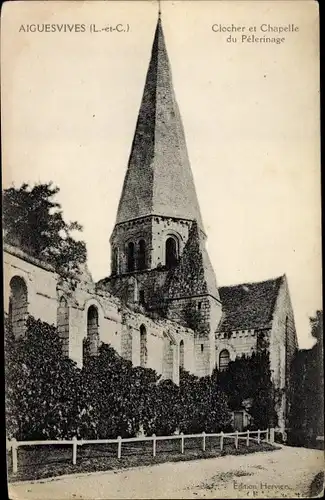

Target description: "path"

left=9, top=446, right=324, bottom=499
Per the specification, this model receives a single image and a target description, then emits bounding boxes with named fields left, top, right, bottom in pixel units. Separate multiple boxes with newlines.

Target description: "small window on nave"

left=9, top=276, right=28, bottom=338
left=87, top=305, right=99, bottom=356
left=57, top=296, right=69, bottom=357
left=179, top=340, right=184, bottom=369
left=140, top=324, right=147, bottom=367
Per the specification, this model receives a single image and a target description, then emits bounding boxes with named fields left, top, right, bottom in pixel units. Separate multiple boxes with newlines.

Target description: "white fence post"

left=266, top=429, right=269, bottom=443
left=152, top=434, right=156, bottom=457
left=117, top=436, right=122, bottom=459
left=180, top=432, right=184, bottom=454
left=246, top=429, right=250, bottom=447
left=270, top=428, right=275, bottom=444
left=6, top=438, right=11, bottom=451
left=257, top=429, right=260, bottom=444
left=220, top=431, right=224, bottom=451
left=235, top=431, right=239, bottom=449
left=12, top=438, right=18, bottom=474
left=202, top=432, right=206, bottom=452
left=72, top=436, right=77, bottom=465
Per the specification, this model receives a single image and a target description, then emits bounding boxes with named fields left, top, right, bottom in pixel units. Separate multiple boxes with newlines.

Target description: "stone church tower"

left=99, top=14, right=222, bottom=375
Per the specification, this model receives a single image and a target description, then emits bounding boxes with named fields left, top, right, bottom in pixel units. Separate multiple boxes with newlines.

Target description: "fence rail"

left=7, top=428, right=274, bottom=474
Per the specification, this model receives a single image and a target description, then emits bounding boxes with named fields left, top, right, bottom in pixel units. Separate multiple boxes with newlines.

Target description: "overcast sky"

left=2, top=1, right=321, bottom=348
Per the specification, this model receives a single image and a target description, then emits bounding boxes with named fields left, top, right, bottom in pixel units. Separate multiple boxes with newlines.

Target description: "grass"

left=7, top=437, right=279, bottom=483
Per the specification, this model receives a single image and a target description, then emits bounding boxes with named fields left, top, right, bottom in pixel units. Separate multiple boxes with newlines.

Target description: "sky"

left=1, top=1, right=321, bottom=348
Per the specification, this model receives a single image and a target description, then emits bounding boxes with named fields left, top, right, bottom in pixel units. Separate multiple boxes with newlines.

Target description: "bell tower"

left=99, top=11, right=222, bottom=375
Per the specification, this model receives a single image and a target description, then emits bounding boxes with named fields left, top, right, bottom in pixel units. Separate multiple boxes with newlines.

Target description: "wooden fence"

left=6, top=428, right=275, bottom=474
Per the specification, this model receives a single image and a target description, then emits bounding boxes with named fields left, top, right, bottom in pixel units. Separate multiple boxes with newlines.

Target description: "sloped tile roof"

left=216, top=276, right=284, bottom=332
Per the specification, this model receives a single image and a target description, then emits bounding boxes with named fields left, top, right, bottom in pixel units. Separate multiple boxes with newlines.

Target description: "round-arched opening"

left=140, top=324, right=147, bottom=367
left=87, top=305, right=99, bottom=356
left=112, top=247, right=119, bottom=275
left=219, top=349, right=230, bottom=372
left=57, top=296, right=69, bottom=356
left=127, top=242, right=135, bottom=272
left=165, top=237, right=178, bottom=269
left=9, top=276, right=28, bottom=338
left=137, top=239, right=146, bottom=271
left=179, top=340, right=184, bottom=369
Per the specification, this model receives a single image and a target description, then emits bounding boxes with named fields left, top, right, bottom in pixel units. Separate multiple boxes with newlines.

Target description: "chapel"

left=4, top=12, right=298, bottom=434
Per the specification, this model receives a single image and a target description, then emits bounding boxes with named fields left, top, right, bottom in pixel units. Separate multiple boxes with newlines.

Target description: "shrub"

left=5, top=316, right=82, bottom=440
left=5, top=316, right=232, bottom=440
left=218, top=350, right=277, bottom=430
left=179, top=369, right=231, bottom=434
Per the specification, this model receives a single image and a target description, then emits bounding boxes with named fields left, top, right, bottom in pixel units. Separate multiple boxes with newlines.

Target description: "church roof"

left=217, top=276, right=284, bottom=332
left=115, top=17, right=204, bottom=231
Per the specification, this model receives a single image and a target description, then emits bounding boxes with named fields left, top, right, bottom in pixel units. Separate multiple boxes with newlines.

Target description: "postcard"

left=2, top=0, right=323, bottom=498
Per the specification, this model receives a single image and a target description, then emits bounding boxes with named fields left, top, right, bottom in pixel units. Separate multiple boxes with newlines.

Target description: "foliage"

left=5, top=316, right=233, bottom=440
left=5, top=316, right=83, bottom=440
left=81, top=345, right=160, bottom=439
left=288, top=311, right=324, bottom=444
left=3, top=183, right=87, bottom=287
left=179, top=369, right=232, bottom=433
left=218, top=350, right=277, bottom=430
left=142, top=379, right=181, bottom=436
left=150, top=286, right=169, bottom=319
left=183, top=301, right=207, bottom=333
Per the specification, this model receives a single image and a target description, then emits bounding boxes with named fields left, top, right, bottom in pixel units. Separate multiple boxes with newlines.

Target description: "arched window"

left=87, top=305, right=99, bottom=356
left=9, top=276, right=28, bottom=338
left=179, top=340, right=184, bottom=369
left=139, top=290, right=145, bottom=306
left=57, top=296, right=69, bottom=356
left=219, top=349, right=230, bottom=372
left=140, top=324, right=147, bottom=367
left=127, top=242, right=135, bottom=272
left=137, top=239, right=146, bottom=270
left=112, top=247, right=118, bottom=275
left=165, top=237, right=178, bottom=269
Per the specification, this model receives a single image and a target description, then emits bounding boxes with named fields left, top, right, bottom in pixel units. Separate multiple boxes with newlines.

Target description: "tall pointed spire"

left=115, top=14, right=204, bottom=231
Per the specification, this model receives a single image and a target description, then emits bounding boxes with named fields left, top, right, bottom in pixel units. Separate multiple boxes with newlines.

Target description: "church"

left=3, top=14, right=298, bottom=434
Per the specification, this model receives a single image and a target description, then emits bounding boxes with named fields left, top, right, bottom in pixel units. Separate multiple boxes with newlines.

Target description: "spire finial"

left=158, top=0, right=161, bottom=19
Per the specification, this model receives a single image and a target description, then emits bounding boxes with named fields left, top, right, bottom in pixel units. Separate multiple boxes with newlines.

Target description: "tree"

left=143, top=379, right=181, bottom=436
left=289, top=311, right=324, bottom=445
left=3, top=183, right=87, bottom=285
left=183, top=301, right=207, bottom=333
left=5, top=315, right=234, bottom=441
left=179, top=369, right=231, bottom=433
left=81, top=344, right=161, bottom=439
left=217, top=351, right=277, bottom=430
left=249, top=351, right=277, bottom=430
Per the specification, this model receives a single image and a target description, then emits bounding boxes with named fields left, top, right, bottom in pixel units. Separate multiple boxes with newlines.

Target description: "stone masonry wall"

left=215, top=329, right=258, bottom=367
left=4, top=247, right=196, bottom=385
left=110, top=215, right=192, bottom=276
left=4, top=245, right=58, bottom=327
left=269, top=276, right=298, bottom=432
